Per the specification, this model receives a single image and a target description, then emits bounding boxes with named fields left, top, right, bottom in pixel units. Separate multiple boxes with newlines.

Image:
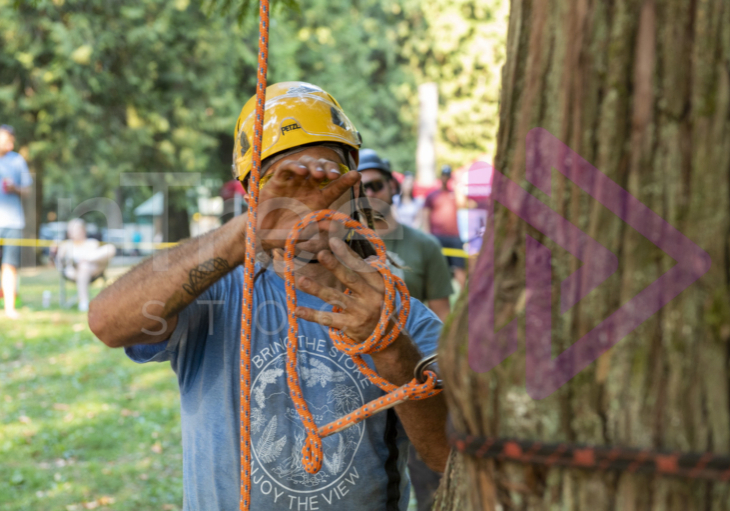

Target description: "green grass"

left=1, top=267, right=183, bottom=511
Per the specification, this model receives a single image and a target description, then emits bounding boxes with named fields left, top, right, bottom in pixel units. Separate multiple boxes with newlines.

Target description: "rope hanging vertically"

left=240, top=0, right=269, bottom=508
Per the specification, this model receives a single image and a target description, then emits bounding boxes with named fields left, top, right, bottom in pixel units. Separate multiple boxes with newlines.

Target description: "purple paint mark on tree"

left=468, top=128, right=711, bottom=400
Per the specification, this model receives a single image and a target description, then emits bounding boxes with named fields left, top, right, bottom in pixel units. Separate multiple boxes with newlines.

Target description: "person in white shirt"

left=56, top=219, right=116, bottom=312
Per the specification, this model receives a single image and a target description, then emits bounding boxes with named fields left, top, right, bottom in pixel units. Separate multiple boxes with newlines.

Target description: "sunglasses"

left=256, top=163, right=350, bottom=190
left=363, top=179, right=386, bottom=193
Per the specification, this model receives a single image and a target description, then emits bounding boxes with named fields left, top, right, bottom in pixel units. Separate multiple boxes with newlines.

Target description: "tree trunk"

left=417, top=82, right=439, bottom=187
left=435, top=0, right=730, bottom=509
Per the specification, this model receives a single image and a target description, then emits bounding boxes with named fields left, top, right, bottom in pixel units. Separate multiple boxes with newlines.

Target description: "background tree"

left=401, top=0, right=508, bottom=168
left=436, top=0, right=730, bottom=509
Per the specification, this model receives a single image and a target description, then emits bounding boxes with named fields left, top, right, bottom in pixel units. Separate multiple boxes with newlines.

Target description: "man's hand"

left=293, top=237, right=384, bottom=342
left=293, top=237, right=451, bottom=472
left=2, top=179, right=31, bottom=198
left=2, top=179, right=19, bottom=195
left=257, top=156, right=360, bottom=251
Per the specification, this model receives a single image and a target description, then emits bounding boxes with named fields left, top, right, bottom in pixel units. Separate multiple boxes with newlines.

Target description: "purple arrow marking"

left=468, top=128, right=711, bottom=399
left=467, top=149, right=618, bottom=374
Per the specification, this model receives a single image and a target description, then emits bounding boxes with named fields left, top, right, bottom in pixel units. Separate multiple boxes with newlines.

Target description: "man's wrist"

left=370, top=329, right=418, bottom=385
left=223, top=214, right=248, bottom=266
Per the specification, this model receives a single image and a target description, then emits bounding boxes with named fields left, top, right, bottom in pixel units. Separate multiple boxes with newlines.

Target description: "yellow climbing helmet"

left=233, top=81, right=362, bottom=183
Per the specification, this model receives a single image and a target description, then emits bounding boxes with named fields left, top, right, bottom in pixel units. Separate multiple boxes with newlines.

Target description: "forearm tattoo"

left=182, top=257, right=232, bottom=296
left=161, top=257, right=232, bottom=319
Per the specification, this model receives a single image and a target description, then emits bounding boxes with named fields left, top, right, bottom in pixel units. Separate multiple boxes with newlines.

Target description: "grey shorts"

left=0, top=228, right=22, bottom=268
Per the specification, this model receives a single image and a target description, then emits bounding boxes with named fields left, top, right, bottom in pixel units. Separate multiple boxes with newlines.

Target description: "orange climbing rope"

left=240, top=1, right=440, bottom=508
left=239, top=0, right=269, bottom=508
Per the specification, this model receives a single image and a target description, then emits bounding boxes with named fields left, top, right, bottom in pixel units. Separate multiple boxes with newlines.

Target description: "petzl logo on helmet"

left=280, top=122, right=302, bottom=135
left=468, top=128, right=711, bottom=400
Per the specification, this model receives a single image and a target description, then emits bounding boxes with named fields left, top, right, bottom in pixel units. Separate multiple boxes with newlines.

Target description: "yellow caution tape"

left=0, top=238, right=176, bottom=250
left=0, top=238, right=55, bottom=248
left=441, top=247, right=469, bottom=259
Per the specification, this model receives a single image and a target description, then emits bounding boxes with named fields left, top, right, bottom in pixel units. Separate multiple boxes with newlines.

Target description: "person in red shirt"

left=423, top=165, right=466, bottom=288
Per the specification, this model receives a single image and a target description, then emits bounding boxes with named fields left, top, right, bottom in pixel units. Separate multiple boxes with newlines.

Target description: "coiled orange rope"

left=283, top=210, right=442, bottom=475
left=240, top=1, right=440, bottom=508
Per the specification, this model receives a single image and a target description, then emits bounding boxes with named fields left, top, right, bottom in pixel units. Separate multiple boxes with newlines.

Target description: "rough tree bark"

left=435, top=0, right=730, bottom=509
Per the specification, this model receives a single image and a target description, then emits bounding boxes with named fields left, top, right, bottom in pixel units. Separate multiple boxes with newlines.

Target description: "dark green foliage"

left=1, top=0, right=506, bottom=220
left=2, top=0, right=257, bottom=217
left=202, top=0, right=300, bottom=23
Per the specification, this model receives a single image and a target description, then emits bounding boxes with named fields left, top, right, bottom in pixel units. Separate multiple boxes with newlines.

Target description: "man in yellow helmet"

left=89, top=82, right=449, bottom=510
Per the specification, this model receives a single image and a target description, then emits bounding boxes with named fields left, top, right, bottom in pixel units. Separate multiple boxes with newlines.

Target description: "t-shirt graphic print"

left=250, top=347, right=366, bottom=506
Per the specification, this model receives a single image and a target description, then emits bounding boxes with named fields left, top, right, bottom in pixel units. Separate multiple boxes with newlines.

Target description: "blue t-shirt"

left=126, top=265, right=441, bottom=511
left=0, top=151, right=32, bottom=229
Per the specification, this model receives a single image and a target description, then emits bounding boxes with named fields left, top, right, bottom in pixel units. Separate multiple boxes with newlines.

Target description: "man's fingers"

left=316, top=246, right=376, bottom=297
left=294, top=307, right=349, bottom=330
left=294, top=156, right=327, bottom=182
left=328, top=238, right=383, bottom=291
left=271, top=158, right=311, bottom=187
left=321, top=171, right=359, bottom=205
left=270, top=157, right=348, bottom=196
left=281, top=156, right=336, bottom=183
left=296, top=276, right=355, bottom=310
left=323, top=160, right=343, bottom=181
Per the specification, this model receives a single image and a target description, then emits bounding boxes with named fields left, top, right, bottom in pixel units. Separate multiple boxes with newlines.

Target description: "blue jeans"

left=0, top=228, right=22, bottom=268
left=408, top=446, right=442, bottom=511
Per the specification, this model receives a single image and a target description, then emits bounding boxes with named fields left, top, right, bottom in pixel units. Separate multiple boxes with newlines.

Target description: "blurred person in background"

left=219, top=178, right=247, bottom=224
left=392, top=171, right=424, bottom=229
left=423, top=165, right=466, bottom=288
left=0, top=124, right=32, bottom=319
left=358, top=149, right=452, bottom=322
left=131, top=230, right=143, bottom=257
left=56, top=219, right=116, bottom=312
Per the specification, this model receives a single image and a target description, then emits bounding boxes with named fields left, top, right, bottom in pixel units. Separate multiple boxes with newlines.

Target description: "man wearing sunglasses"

left=89, top=82, right=449, bottom=511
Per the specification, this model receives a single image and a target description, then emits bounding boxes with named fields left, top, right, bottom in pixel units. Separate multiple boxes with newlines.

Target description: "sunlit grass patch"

left=1, top=268, right=183, bottom=510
